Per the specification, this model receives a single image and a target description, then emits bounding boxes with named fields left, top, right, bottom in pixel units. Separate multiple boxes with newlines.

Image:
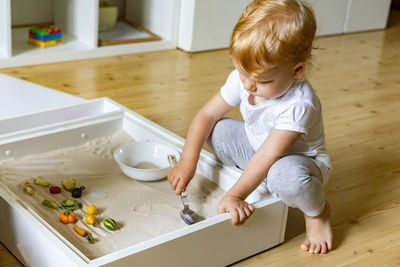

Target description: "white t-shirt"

left=220, top=69, right=332, bottom=185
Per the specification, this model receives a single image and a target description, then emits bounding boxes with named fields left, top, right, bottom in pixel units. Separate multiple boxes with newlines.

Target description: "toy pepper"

left=59, top=211, right=76, bottom=224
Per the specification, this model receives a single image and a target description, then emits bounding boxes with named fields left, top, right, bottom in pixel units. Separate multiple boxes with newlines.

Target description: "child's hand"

left=218, top=194, right=255, bottom=226
left=167, top=158, right=196, bottom=195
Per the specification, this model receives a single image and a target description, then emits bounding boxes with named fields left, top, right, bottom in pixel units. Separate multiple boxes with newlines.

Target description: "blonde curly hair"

left=231, top=0, right=316, bottom=80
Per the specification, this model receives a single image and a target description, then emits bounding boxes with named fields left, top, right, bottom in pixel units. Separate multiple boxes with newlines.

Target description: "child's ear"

left=293, top=63, right=305, bottom=79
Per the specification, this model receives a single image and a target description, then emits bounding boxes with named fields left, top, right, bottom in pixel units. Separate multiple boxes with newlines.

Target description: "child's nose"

left=244, top=78, right=256, bottom=91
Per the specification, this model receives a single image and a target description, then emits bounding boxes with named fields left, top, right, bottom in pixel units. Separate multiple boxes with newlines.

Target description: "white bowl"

left=113, top=142, right=180, bottom=181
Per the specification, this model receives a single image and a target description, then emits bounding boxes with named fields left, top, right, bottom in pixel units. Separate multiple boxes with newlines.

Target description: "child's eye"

left=258, top=80, right=273, bottom=84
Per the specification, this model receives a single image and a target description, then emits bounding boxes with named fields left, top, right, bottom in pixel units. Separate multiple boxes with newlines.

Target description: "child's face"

left=239, top=65, right=298, bottom=100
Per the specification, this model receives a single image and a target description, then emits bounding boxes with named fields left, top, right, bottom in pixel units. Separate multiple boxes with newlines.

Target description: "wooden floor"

left=1, top=9, right=400, bottom=267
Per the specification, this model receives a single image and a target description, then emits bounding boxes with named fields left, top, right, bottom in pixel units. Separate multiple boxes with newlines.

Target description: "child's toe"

left=308, top=243, right=316, bottom=253
left=314, top=243, right=321, bottom=254
left=327, top=239, right=333, bottom=251
left=300, top=239, right=310, bottom=251
left=321, top=242, right=328, bottom=254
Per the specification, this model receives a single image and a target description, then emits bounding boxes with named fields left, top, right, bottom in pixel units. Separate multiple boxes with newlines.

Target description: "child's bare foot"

left=300, top=201, right=333, bottom=254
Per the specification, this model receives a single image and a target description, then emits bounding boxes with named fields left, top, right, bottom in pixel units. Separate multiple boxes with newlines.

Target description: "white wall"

left=11, top=0, right=54, bottom=26
left=103, top=0, right=126, bottom=17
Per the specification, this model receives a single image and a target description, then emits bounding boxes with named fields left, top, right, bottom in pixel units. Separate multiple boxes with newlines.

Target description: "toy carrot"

left=73, top=226, right=94, bottom=243
left=73, top=226, right=86, bottom=236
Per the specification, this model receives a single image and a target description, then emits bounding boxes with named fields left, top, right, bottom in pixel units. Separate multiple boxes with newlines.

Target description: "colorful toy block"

left=28, top=26, right=62, bottom=47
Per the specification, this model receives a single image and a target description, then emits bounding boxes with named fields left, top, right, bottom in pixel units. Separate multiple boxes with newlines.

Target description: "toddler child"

left=168, top=0, right=332, bottom=254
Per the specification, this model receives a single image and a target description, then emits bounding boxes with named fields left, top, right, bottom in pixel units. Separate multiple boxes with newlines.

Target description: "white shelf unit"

left=0, top=0, right=180, bottom=68
left=0, top=0, right=11, bottom=59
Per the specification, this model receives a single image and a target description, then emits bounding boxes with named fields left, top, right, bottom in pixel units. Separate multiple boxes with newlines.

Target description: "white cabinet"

left=305, top=0, right=348, bottom=36
left=178, top=0, right=252, bottom=52
left=178, top=0, right=393, bottom=52
left=0, top=0, right=180, bottom=68
left=344, top=0, right=392, bottom=33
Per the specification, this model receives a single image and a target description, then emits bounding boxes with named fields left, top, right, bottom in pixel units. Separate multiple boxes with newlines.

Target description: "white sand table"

left=0, top=130, right=225, bottom=259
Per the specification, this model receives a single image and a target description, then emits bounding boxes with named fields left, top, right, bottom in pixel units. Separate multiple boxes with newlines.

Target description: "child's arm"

left=218, top=129, right=302, bottom=225
left=168, top=92, right=233, bottom=195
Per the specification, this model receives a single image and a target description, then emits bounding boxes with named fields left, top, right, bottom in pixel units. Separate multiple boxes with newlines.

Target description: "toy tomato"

left=85, top=214, right=96, bottom=225
left=86, top=205, right=97, bottom=215
left=59, top=211, right=76, bottom=224
left=49, top=186, right=61, bottom=194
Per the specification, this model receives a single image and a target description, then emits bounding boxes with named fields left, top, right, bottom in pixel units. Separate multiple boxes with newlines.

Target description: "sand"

left=0, top=130, right=225, bottom=259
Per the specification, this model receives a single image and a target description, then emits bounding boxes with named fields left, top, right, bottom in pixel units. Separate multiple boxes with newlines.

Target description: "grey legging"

left=207, top=118, right=326, bottom=217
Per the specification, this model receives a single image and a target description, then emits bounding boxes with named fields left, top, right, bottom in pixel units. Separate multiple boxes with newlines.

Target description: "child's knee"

left=266, top=158, right=312, bottom=198
left=211, top=118, right=234, bottom=139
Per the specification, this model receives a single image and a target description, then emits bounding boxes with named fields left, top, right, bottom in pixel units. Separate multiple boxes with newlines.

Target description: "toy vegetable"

left=104, top=218, right=117, bottom=231
left=42, top=199, right=57, bottom=209
left=61, top=178, right=76, bottom=191
left=59, top=211, right=76, bottom=224
left=86, top=205, right=97, bottom=215
left=60, top=199, right=82, bottom=211
left=22, top=182, right=34, bottom=195
left=71, top=186, right=85, bottom=198
left=49, top=186, right=61, bottom=194
left=73, top=226, right=94, bottom=243
left=85, top=215, right=96, bottom=225
left=34, top=178, right=51, bottom=187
